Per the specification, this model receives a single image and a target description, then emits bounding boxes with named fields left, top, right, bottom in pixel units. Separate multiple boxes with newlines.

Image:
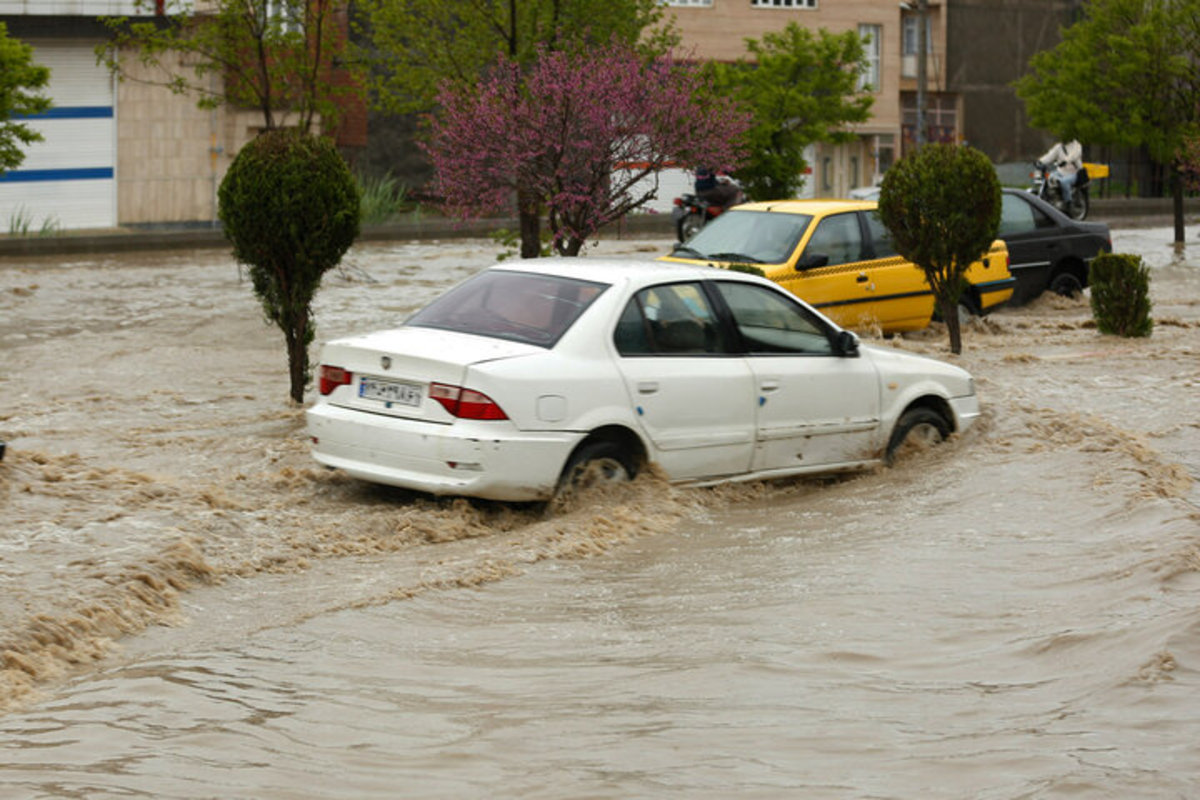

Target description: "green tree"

left=99, top=0, right=360, bottom=133
left=218, top=129, right=361, bottom=403
left=877, top=144, right=1001, bottom=355
left=0, top=22, right=51, bottom=175
left=1014, top=0, right=1200, bottom=244
left=357, top=0, right=676, bottom=115
left=705, top=23, right=873, bottom=201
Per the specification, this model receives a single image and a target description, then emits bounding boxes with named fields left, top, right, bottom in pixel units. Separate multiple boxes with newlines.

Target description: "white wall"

left=0, top=1, right=147, bottom=13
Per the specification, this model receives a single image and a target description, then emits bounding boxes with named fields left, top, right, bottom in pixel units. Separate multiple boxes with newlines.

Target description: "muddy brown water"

left=1, top=230, right=1198, bottom=798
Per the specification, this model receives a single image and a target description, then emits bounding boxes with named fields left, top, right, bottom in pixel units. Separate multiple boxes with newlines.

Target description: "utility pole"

left=915, top=0, right=928, bottom=146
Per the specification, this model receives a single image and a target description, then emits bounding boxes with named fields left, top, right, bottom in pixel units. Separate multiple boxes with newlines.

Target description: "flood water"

left=1, top=228, right=1198, bottom=798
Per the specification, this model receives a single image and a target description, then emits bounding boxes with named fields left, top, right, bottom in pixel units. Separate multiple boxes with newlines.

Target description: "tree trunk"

left=285, top=312, right=310, bottom=404
left=1173, top=170, right=1185, bottom=245
left=518, top=188, right=541, bottom=258
left=940, top=296, right=963, bottom=355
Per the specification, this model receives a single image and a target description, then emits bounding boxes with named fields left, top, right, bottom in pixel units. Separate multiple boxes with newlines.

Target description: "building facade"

left=0, top=1, right=365, bottom=231
left=663, top=0, right=954, bottom=198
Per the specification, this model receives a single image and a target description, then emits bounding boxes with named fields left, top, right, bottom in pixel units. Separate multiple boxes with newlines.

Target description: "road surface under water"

left=1, top=228, right=1198, bottom=798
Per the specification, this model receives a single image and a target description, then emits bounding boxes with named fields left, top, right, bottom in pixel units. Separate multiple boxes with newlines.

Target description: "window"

left=408, top=271, right=607, bottom=348
left=999, top=193, right=1052, bottom=235
left=614, top=283, right=730, bottom=356
left=864, top=212, right=899, bottom=259
left=857, top=24, right=881, bottom=92
left=901, top=14, right=933, bottom=77
left=713, top=282, right=834, bottom=356
left=662, top=0, right=712, bottom=5
left=803, top=213, right=864, bottom=267
left=751, top=0, right=818, bottom=8
left=264, top=0, right=303, bottom=33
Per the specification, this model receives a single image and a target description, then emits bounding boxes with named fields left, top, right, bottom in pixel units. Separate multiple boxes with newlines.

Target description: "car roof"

left=485, top=256, right=762, bottom=287
left=731, top=198, right=877, bottom=216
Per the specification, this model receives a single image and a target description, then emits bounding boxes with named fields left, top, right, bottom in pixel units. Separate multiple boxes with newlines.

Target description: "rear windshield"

left=406, top=270, right=608, bottom=347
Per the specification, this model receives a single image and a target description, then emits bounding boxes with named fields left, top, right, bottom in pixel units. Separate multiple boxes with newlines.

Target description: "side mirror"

left=836, top=329, right=860, bottom=357
left=796, top=253, right=829, bottom=271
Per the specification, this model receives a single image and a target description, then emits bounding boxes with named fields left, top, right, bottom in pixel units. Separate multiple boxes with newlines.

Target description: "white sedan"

left=307, top=258, right=979, bottom=501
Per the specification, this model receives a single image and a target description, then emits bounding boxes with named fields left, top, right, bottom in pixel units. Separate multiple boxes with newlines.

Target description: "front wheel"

left=885, top=407, right=950, bottom=466
left=679, top=212, right=705, bottom=242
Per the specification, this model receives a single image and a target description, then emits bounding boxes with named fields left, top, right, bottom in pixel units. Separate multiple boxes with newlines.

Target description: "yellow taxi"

left=660, top=199, right=1015, bottom=334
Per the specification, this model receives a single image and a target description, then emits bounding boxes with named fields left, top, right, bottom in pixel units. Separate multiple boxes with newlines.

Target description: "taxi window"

left=864, top=211, right=899, bottom=259
left=803, top=213, right=864, bottom=267
left=713, top=282, right=834, bottom=356
left=614, top=282, right=732, bottom=356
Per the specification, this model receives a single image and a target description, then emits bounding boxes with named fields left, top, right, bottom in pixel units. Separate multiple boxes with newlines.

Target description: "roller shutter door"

left=0, top=39, right=115, bottom=231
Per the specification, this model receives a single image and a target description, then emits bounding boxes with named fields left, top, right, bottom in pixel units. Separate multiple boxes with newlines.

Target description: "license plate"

left=359, top=377, right=422, bottom=407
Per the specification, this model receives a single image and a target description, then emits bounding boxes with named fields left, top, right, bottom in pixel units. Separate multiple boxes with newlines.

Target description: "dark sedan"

left=999, top=188, right=1112, bottom=305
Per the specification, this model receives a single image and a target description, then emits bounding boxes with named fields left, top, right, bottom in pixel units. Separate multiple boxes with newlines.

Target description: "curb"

left=1, top=199, right=1196, bottom=258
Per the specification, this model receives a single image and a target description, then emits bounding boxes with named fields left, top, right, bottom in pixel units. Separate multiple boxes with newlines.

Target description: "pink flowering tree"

left=424, top=40, right=749, bottom=257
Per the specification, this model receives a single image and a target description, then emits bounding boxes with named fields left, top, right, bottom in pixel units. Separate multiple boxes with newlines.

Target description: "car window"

left=683, top=209, right=812, bottom=264
left=802, top=212, right=864, bottom=267
left=864, top=210, right=899, bottom=259
left=999, top=193, right=1039, bottom=235
left=614, top=282, right=731, bottom=356
left=407, top=270, right=607, bottom=347
left=713, top=282, right=834, bottom=356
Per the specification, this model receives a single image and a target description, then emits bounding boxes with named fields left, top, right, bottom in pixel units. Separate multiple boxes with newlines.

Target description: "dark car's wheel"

left=556, top=440, right=637, bottom=497
left=1049, top=271, right=1083, bottom=298
left=885, top=407, right=951, bottom=466
left=679, top=212, right=705, bottom=242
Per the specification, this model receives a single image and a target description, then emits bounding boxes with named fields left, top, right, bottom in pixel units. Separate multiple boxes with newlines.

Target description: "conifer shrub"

left=219, top=129, right=360, bottom=402
left=1088, top=253, right=1152, bottom=338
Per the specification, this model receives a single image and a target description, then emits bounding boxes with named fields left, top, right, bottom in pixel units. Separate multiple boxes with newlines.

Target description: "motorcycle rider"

left=694, top=167, right=740, bottom=208
left=1038, top=139, right=1083, bottom=206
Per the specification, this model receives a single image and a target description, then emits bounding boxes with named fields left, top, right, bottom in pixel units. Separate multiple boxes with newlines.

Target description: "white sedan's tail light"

left=429, top=383, right=509, bottom=420
left=319, top=365, right=353, bottom=395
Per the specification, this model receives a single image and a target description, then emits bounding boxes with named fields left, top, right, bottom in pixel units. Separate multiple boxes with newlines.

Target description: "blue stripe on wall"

left=11, top=106, right=114, bottom=120
left=0, top=168, right=114, bottom=183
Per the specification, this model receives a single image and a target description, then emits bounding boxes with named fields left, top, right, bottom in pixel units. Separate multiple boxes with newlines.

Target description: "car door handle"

left=856, top=273, right=870, bottom=283
left=637, top=381, right=659, bottom=395
left=760, top=380, right=781, bottom=392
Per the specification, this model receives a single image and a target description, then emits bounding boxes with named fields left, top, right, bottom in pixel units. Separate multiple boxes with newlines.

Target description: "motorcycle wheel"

left=1066, top=192, right=1088, bottom=221
left=679, top=212, right=705, bottom=242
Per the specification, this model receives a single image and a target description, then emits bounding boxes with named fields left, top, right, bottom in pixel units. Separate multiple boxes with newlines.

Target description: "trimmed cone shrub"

left=877, top=143, right=1001, bottom=355
left=219, top=129, right=360, bottom=402
left=1089, top=253, right=1152, bottom=338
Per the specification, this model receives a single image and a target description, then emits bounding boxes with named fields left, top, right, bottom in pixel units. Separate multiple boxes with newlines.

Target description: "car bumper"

left=949, top=393, right=982, bottom=433
left=306, top=403, right=583, bottom=501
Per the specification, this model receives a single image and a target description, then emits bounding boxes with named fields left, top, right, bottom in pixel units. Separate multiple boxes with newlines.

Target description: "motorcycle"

left=1030, top=161, right=1092, bottom=220
left=672, top=178, right=744, bottom=242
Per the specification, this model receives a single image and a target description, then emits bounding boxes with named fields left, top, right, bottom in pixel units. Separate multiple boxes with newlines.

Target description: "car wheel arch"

left=563, top=425, right=647, bottom=478
left=884, top=398, right=955, bottom=465
left=1050, top=257, right=1088, bottom=294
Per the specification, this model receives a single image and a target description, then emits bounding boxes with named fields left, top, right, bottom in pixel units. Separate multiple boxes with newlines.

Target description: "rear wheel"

left=1066, top=191, right=1088, bottom=220
left=556, top=440, right=637, bottom=498
left=1049, top=271, right=1083, bottom=298
left=885, top=407, right=950, bottom=466
left=679, top=212, right=705, bottom=242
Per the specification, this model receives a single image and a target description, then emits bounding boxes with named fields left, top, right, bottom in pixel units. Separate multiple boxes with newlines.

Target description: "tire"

left=1066, top=191, right=1088, bottom=220
left=679, top=212, right=705, bottom=242
left=1049, top=271, right=1083, bottom=298
left=885, top=407, right=951, bottom=466
left=556, top=440, right=637, bottom=497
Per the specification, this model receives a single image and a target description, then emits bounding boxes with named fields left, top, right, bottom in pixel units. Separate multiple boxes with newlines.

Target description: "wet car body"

left=659, top=200, right=1014, bottom=334
left=307, top=259, right=981, bottom=501
left=1000, top=188, right=1112, bottom=304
